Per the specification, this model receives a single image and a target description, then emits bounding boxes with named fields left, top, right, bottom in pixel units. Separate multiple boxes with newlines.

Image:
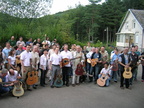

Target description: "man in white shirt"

left=20, top=45, right=32, bottom=91
left=49, top=47, right=62, bottom=88
left=98, top=63, right=111, bottom=87
left=60, top=44, right=73, bottom=87
left=6, top=68, right=21, bottom=83
left=72, top=45, right=85, bottom=86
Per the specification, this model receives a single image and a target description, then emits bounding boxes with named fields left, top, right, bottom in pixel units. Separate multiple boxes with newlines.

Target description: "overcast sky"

left=50, top=0, right=105, bottom=14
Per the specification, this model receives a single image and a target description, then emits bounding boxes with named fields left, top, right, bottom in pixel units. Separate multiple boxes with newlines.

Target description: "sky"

left=50, top=0, right=105, bottom=14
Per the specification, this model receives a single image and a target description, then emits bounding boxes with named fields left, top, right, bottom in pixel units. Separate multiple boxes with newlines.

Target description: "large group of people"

left=0, top=35, right=144, bottom=96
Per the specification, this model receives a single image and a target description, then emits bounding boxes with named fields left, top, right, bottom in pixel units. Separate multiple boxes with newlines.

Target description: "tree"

left=0, top=0, right=53, bottom=18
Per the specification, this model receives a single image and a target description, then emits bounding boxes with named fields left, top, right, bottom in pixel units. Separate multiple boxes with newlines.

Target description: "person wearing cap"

left=0, top=69, right=12, bottom=94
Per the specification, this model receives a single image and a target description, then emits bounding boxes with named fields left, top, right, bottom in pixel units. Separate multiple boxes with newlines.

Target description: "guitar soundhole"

left=102, top=77, right=105, bottom=79
left=63, top=60, right=67, bottom=63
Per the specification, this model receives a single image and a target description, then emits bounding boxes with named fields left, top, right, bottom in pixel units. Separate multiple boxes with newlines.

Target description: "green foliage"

left=0, top=0, right=144, bottom=47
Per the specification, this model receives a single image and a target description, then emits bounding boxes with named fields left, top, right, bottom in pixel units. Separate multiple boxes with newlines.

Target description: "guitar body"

left=12, top=82, right=24, bottom=97
left=112, top=62, right=118, bottom=71
left=16, top=58, right=21, bottom=64
left=34, top=70, right=39, bottom=83
left=26, top=71, right=36, bottom=85
left=123, top=67, right=132, bottom=79
left=87, top=59, right=91, bottom=63
left=54, top=75, right=63, bottom=87
left=91, top=58, right=98, bottom=67
left=62, top=58, right=69, bottom=67
left=75, top=64, right=84, bottom=75
left=97, top=74, right=108, bottom=87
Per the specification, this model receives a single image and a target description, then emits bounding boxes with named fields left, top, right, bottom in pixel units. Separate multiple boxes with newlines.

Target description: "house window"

left=135, top=32, right=139, bottom=44
left=133, top=20, right=136, bottom=28
left=125, top=22, right=128, bottom=29
left=117, top=35, right=124, bottom=42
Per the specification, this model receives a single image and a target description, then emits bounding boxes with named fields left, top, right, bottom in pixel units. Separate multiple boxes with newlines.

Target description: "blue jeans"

left=111, top=71, right=117, bottom=81
left=90, top=65, right=100, bottom=81
left=98, top=74, right=110, bottom=86
left=0, top=85, right=10, bottom=94
left=130, top=67, right=137, bottom=85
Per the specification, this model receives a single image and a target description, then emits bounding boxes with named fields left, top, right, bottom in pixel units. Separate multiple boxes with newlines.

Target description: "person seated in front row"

left=5, top=68, right=21, bottom=85
left=0, top=69, right=13, bottom=95
left=98, top=63, right=112, bottom=87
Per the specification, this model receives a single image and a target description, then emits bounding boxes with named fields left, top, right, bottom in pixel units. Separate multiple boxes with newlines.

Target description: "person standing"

left=8, top=36, right=16, bottom=47
left=129, top=47, right=139, bottom=85
left=40, top=49, right=49, bottom=87
left=72, top=45, right=85, bottom=86
left=2, top=42, right=12, bottom=69
left=0, top=46, right=5, bottom=70
left=20, top=45, right=32, bottom=91
left=31, top=45, right=40, bottom=89
left=111, top=49, right=119, bottom=83
left=119, top=48, right=131, bottom=89
left=141, top=51, right=144, bottom=82
left=49, top=47, right=62, bottom=88
left=8, top=49, right=16, bottom=70
left=60, top=44, right=73, bottom=87
left=16, top=37, right=26, bottom=47
left=89, top=48, right=102, bottom=83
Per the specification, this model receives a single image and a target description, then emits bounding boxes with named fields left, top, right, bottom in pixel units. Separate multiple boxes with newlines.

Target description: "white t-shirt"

left=6, top=71, right=20, bottom=82
left=50, top=53, right=62, bottom=65
left=8, top=55, right=16, bottom=65
left=20, top=50, right=32, bottom=66
left=60, top=50, right=72, bottom=67
left=100, top=67, right=112, bottom=75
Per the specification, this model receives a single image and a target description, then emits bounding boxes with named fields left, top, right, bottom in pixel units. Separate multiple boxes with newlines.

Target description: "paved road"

left=0, top=66, right=144, bottom=108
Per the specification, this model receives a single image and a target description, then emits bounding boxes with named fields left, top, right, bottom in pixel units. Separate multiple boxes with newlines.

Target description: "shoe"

left=44, top=83, right=48, bottom=85
left=27, top=89, right=32, bottom=91
left=41, top=85, right=45, bottom=87
left=141, top=80, right=144, bottom=82
left=66, top=84, right=69, bottom=87
left=33, top=87, right=37, bottom=89
left=51, top=86, right=54, bottom=88
left=76, top=83, right=80, bottom=85
left=120, top=87, right=124, bottom=89
left=126, top=87, right=131, bottom=90
left=114, top=81, right=117, bottom=83
left=72, top=84, right=75, bottom=87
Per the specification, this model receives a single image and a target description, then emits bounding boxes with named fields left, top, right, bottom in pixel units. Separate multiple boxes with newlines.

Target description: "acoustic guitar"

left=12, top=81, right=24, bottom=97
left=26, top=71, right=36, bottom=85
left=97, top=74, right=108, bottom=87
left=61, top=56, right=81, bottom=67
left=0, top=78, right=12, bottom=85
left=123, top=67, right=132, bottom=79
left=75, top=63, right=84, bottom=76
left=112, top=61, right=118, bottom=71
left=87, top=58, right=99, bottom=67
left=54, top=74, right=63, bottom=88
left=33, top=58, right=39, bottom=83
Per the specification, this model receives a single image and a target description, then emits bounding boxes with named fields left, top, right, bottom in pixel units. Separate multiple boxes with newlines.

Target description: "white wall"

left=119, top=11, right=143, bottom=51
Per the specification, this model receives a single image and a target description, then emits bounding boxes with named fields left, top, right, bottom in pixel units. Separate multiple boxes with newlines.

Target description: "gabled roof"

left=118, top=9, right=144, bottom=32
left=131, top=9, right=144, bottom=29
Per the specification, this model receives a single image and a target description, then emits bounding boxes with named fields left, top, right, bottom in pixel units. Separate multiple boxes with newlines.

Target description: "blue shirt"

left=2, top=48, right=12, bottom=63
left=111, top=54, right=119, bottom=64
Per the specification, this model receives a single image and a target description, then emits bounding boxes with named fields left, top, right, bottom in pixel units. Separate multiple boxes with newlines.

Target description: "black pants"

left=40, top=69, right=47, bottom=86
left=62, top=67, right=70, bottom=85
left=120, top=70, right=129, bottom=88
left=142, top=66, right=144, bottom=80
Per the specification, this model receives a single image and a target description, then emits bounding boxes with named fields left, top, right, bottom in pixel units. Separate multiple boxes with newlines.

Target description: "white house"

left=116, top=9, right=144, bottom=52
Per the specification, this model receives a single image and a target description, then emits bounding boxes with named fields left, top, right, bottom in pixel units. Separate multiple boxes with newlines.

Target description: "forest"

left=0, top=0, right=144, bottom=46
